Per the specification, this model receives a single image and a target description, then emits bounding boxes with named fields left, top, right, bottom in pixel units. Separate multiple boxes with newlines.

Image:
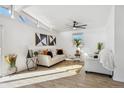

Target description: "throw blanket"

left=99, top=49, right=114, bottom=71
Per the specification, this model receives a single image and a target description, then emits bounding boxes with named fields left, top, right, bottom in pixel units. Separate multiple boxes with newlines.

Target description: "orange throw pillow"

left=43, top=49, right=48, bottom=55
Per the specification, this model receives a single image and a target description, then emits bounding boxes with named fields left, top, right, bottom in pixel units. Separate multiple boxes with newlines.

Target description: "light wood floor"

left=16, top=60, right=83, bottom=75
left=20, top=61, right=124, bottom=88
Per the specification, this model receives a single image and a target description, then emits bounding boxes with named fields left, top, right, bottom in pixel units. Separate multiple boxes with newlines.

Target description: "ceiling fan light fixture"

left=73, top=27, right=76, bottom=30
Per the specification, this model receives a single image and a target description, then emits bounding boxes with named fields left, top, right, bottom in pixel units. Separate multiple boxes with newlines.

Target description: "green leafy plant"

left=73, top=39, right=81, bottom=48
left=96, top=42, right=104, bottom=54
left=34, top=51, right=39, bottom=56
left=5, top=54, right=17, bottom=68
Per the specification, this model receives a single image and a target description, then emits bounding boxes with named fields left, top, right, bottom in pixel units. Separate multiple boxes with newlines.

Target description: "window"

left=17, top=15, right=33, bottom=25
left=72, top=33, right=84, bottom=47
left=0, top=7, right=11, bottom=16
left=72, top=33, right=83, bottom=40
left=0, top=6, right=35, bottom=26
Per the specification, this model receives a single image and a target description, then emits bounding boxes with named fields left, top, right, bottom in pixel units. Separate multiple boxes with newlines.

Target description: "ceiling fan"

left=67, top=21, right=87, bottom=30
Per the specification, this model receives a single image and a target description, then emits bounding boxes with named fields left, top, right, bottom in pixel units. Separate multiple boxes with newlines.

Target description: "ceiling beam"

left=14, top=5, right=31, bottom=12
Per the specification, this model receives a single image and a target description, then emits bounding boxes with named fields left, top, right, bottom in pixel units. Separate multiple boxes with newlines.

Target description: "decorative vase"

left=4, top=54, right=17, bottom=75
left=76, top=50, right=80, bottom=54
left=8, top=66, right=17, bottom=75
left=76, top=47, right=80, bottom=54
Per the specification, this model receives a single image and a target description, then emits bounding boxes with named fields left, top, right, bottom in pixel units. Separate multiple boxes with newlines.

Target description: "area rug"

left=0, top=61, right=83, bottom=88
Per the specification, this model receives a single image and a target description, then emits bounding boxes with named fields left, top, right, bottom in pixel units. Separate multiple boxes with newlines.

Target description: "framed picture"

left=48, top=35, right=56, bottom=46
left=35, top=33, right=48, bottom=46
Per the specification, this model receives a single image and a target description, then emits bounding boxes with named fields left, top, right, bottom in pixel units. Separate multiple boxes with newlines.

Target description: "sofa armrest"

left=37, top=55, right=52, bottom=66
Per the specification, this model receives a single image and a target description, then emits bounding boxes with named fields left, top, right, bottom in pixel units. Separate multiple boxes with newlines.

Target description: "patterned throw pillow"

left=43, top=49, right=48, bottom=55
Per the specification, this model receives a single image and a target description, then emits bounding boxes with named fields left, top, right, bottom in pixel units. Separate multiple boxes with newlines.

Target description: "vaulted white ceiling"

left=16, top=5, right=112, bottom=31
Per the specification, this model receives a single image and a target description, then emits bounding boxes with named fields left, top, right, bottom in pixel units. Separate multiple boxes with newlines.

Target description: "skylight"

left=0, top=6, right=35, bottom=26
left=18, top=15, right=32, bottom=24
left=0, top=7, right=11, bottom=16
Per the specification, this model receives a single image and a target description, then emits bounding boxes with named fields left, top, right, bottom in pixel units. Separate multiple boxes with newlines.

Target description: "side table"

left=26, top=56, right=39, bottom=71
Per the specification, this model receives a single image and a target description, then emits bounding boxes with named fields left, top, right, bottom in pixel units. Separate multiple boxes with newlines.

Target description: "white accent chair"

left=84, top=54, right=113, bottom=76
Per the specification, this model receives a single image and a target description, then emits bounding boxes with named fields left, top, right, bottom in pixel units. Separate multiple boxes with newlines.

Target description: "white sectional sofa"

left=28, top=47, right=66, bottom=67
left=37, top=54, right=66, bottom=67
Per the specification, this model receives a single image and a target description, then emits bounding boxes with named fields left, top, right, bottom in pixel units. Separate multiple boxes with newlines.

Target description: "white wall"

left=56, top=27, right=107, bottom=56
left=113, top=6, right=124, bottom=82
left=0, top=15, right=56, bottom=76
left=83, top=28, right=107, bottom=53
left=105, top=6, right=115, bottom=53
left=56, top=6, right=115, bottom=61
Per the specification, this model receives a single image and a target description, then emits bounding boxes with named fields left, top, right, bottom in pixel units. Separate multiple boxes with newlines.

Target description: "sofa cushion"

left=47, top=51, right=53, bottom=58
left=51, top=55, right=65, bottom=63
left=57, top=49, right=63, bottom=55
left=43, top=49, right=48, bottom=55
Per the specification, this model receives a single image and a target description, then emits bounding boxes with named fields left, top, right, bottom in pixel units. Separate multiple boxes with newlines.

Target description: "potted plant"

left=73, top=39, right=81, bottom=54
left=5, top=54, right=17, bottom=74
left=96, top=42, right=104, bottom=54
left=74, top=39, right=81, bottom=48
left=34, top=51, right=39, bottom=57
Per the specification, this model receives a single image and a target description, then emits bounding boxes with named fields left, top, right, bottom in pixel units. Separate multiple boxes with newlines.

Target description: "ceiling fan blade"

left=66, top=26, right=73, bottom=29
left=79, top=24, right=87, bottom=26
left=66, top=24, right=72, bottom=26
left=76, top=26, right=86, bottom=29
left=80, top=27, right=86, bottom=29
left=66, top=20, right=87, bottom=30
left=66, top=24, right=73, bottom=27
left=64, top=28, right=72, bottom=30
left=75, top=25, right=84, bottom=28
